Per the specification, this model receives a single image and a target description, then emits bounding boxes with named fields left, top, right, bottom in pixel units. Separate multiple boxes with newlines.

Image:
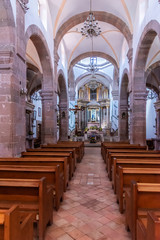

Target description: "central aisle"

left=45, top=147, right=131, bottom=240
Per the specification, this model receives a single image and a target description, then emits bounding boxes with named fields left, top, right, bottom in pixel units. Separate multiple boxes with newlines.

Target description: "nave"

left=45, top=147, right=131, bottom=240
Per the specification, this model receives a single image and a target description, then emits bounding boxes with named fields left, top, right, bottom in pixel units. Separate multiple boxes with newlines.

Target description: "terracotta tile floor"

left=45, top=147, right=131, bottom=240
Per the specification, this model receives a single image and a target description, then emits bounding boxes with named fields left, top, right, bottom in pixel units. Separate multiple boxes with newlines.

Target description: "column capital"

left=40, top=90, right=53, bottom=100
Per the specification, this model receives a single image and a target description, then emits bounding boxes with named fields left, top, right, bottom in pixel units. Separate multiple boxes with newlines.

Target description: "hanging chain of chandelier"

left=81, top=0, right=101, bottom=38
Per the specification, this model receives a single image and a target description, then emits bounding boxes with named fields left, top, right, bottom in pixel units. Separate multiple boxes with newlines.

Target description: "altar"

left=87, top=122, right=100, bottom=129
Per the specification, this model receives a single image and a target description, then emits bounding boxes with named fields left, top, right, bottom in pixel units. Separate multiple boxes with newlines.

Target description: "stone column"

left=41, top=90, right=57, bottom=143
left=59, top=101, right=68, bottom=141
left=0, top=0, right=29, bottom=156
left=130, top=91, right=147, bottom=145
left=119, top=105, right=128, bottom=141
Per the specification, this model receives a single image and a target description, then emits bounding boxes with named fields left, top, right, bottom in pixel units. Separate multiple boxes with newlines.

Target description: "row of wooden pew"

left=101, top=141, right=160, bottom=240
left=0, top=141, right=84, bottom=240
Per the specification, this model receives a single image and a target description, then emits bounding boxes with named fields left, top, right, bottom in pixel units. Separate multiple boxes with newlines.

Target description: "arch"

left=131, top=20, right=160, bottom=145
left=69, top=51, right=119, bottom=73
left=145, top=61, right=160, bottom=92
left=133, top=20, right=160, bottom=90
left=54, top=11, right=132, bottom=51
left=25, top=24, right=53, bottom=89
left=119, top=69, right=129, bottom=141
left=75, top=72, right=113, bottom=89
left=57, top=70, right=68, bottom=141
left=25, top=25, right=56, bottom=144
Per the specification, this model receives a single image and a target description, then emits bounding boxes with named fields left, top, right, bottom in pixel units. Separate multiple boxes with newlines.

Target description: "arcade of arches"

left=1, top=0, right=160, bottom=156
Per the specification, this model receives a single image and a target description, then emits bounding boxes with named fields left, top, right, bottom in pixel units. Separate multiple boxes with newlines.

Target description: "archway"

left=25, top=25, right=56, bottom=145
left=145, top=62, right=160, bottom=149
left=131, top=20, right=160, bottom=145
left=58, top=71, right=68, bottom=141
left=119, top=70, right=129, bottom=141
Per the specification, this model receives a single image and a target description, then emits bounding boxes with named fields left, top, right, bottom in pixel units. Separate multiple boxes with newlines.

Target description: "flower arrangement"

left=90, top=135, right=96, bottom=143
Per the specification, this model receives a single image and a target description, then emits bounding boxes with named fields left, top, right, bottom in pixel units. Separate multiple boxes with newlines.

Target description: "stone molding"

left=111, top=90, right=119, bottom=100
left=17, top=0, right=29, bottom=13
left=133, top=91, right=148, bottom=101
left=40, top=90, right=53, bottom=101
left=0, top=46, right=15, bottom=70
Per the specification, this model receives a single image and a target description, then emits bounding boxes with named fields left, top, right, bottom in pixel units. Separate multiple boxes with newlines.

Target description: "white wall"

left=146, top=98, right=156, bottom=139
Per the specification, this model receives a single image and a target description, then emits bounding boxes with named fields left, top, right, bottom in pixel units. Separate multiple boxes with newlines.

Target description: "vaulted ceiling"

left=48, top=0, right=138, bottom=68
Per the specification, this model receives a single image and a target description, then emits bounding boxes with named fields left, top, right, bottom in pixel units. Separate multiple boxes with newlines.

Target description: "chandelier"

left=81, top=0, right=101, bottom=38
left=87, top=57, right=99, bottom=74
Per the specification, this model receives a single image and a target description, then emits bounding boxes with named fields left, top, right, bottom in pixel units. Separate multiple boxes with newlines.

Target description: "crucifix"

left=69, top=105, right=84, bottom=135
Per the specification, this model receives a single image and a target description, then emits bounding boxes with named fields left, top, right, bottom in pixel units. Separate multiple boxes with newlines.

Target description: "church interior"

left=1, top=0, right=160, bottom=239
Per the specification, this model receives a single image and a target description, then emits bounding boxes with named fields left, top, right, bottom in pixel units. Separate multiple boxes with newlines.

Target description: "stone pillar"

left=130, top=91, right=147, bottom=145
left=59, top=103, right=68, bottom=141
left=119, top=105, right=128, bottom=141
left=0, top=0, right=29, bottom=156
left=41, top=90, right=57, bottom=143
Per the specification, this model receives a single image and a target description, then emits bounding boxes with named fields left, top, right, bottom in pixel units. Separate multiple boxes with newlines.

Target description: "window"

left=90, top=89, right=97, bottom=101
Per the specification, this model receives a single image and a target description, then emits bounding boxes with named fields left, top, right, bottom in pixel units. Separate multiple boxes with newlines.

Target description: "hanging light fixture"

left=87, top=37, right=99, bottom=74
left=81, top=0, right=101, bottom=38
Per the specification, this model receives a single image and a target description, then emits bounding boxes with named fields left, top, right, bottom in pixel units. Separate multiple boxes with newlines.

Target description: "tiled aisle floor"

left=45, top=147, right=131, bottom=240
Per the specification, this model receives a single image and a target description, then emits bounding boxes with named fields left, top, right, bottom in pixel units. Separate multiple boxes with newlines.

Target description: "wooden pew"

left=101, top=141, right=130, bottom=157
left=108, top=153, right=160, bottom=181
left=0, top=177, right=53, bottom=240
left=22, top=151, right=74, bottom=180
left=0, top=157, right=68, bottom=192
left=116, top=167, right=160, bottom=213
left=43, top=142, right=83, bottom=162
left=106, top=149, right=159, bottom=170
left=102, top=144, right=146, bottom=163
left=125, top=181, right=160, bottom=240
left=58, top=141, right=84, bottom=158
left=0, top=165, right=63, bottom=211
left=101, top=142, right=138, bottom=161
left=112, top=158, right=160, bottom=194
left=137, top=211, right=160, bottom=240
left=27, top=147, right=77, bottom=170
left=0, top=204, right=34, bottom=240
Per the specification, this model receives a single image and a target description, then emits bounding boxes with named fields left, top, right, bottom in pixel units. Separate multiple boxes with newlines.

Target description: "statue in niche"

left=91, top=109, right=96, bottom=121
left=62, top=111, right=65, bottom=119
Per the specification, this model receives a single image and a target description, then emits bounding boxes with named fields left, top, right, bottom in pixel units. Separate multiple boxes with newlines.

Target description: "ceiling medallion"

left=81, top=0, right=101, bottom=38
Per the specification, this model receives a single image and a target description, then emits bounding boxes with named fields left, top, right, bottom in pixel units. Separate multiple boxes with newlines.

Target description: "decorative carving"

left=17, top=0, right=29, bottom=13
